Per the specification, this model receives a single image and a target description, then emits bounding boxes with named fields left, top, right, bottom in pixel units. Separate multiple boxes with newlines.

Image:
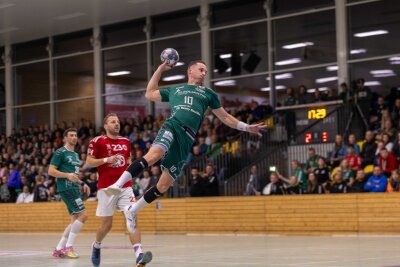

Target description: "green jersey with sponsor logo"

left=159, top=84, right=221, bottom=132
left=50, top=147, right=81, bottom=192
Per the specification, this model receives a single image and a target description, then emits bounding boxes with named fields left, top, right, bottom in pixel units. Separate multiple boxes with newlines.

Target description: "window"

left=0, top=69, right=4, bottom=107
left=273, top=10, right=336, bottom=70
left=104, top=44, right=147, bottom=91
left=0, top=110, right=5, bottom=134
left=14, top=62, right=50, bottom=105
left=15, top=104, right=50, bottom=129
left=13, top=38, right=48, bottom=63
left=348, top=0, right=400, bottom=59
left=53, top=30, right=92, bottom=56
left=152, top=8, right=199, bottom=38
left=56, top=98, right=94, bottom=125
left=210, top=0, right=266, bottom=27
left=102, top=19, right=146, bottom=47
left=212, top=22, right=268, bottom=79
left=104, top=91, right=146, bottom=121
left=55, top=53, right=94, bottom=99
left=271, top=0, right=334, bottom=16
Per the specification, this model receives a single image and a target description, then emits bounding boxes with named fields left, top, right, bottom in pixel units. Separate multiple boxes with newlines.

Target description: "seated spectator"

left=364, top=166, right=387, bottom=193
left=377, top=148, right=398, bottom=177
left=348, top=169, right=366, bottom=193
left=328, top=134, right=347, bottom=168
left=326, top=171, right=348, bottom=194
left=16, top=185, right=34, bottom=204
left=203, top=164, right=219, bottom=196
left=314, top=158, right=330, bottom=185
left=262, top=172, right=285, bottom=195
left=48, top=185, right=61, bottom=202
left=189, top=167, right=206, bottom=197
left=244, top=165, right=262, bottom=196
left=139, top=170, right=151, bottom=194
left=276, top=171, right=302, bottom=194
left=85, top=173, right=98, bottom=199
left=336, top=159, right=354, bottom=182
left=347, top=134, right=360, bottom=155
left=291, top=160, right=307, bottom=192
left=344, top=147, right=362, bottom=171
left=361, top=131, right=377, bottom=168
left=305, top=147, right=321, bottom=173
left=147, top=165, right=161, bottom=192
left=33, top=175, right=49, bottom=202
left=391, top=98, right=400, bottom=124
left=197, top=136, right=208, bottom=155
left=205, top=134, right=222, bottom=159
left=186, top=145, right=203, bottom=163
left=306, top=172, right=324, bottom=194
left=0, top=175, right=11, bottom=203
left=387, top=170, right=400, bottom=192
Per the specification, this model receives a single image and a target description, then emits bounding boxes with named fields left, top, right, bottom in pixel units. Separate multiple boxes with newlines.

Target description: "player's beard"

left=107, top=128, right=120, bottom=137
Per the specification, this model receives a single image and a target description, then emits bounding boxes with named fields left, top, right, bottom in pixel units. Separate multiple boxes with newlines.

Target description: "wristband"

left=80, top=181, right=85, bottom=186
left=103, top=157, right=108, bottom=163
left=236, top=121, right=249, bottom=131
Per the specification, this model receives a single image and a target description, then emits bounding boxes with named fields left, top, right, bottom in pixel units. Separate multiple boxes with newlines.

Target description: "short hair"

left=63, top=128, right=77, bottom=137
left=103, top=113, right=119, bottom=125
left=187, top=60, right=207, bottom=70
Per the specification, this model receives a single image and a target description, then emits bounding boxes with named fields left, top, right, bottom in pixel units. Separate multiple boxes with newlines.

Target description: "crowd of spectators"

left=0, top=100, right=267, bottom=203
left=245, top=79, right=400, bottom=196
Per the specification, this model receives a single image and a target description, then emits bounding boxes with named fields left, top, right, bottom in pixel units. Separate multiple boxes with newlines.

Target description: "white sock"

left=66, top=220, right=84, bottom=247
left=133, top=243, right=143, bottom=259
left=129, top=197, right=149, bottom=214
left=115, top=171, right=132, bottom=187
left=93, top=240, right=101, bottom=249
left=56, top=224, right=71, bottom=250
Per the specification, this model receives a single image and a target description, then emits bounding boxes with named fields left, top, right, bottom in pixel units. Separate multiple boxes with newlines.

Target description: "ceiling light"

left=315, top=76, right=338, bottom=84
left=275, top=58, right=301, bottom=66
left=326, top=66, right=338, bottom=71
left=0, top=3, right=15, bottom=9
left=282, top=42, right=314, bottom=49
left=213, top=69, right=218, bottom=73
left=364, top=81, right=381, bottom=86
left=370, top=70, right=394, bottom=75
left=226, top=67, right=232, bottom=73
left=261, top=85, right=286, bottom=91
left=162, top=75, right=185, bottom=82
left=354, top=30, right=388, bottom=37
left=390, top=61, right=400, bottom=65
left=266, top=73, right=293, bottom=80
left=350, top=49, right=367, bottom=54
left=389, top=57, right=400, bottom=61
left=175, top=62, right=184, bottom=66
left=215, top=80, right=236, bottom=86
left=319, top=87, right=329, bottom=91
left=107, top=71, right=131, bottom=76
left=219, top=53, right=232, bottom=59
left=54, top=12, right=86, bottom=20
left=0, top=27, right=18, bottom=34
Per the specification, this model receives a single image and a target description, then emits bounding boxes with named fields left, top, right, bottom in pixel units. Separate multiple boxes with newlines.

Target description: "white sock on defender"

left=66, top=220, right=83, bottom=247
left=115, top=171, right=132, bottom=188
left=133, top=243, right=143, bottom=259
left=56, top=224, right=71, bottom=250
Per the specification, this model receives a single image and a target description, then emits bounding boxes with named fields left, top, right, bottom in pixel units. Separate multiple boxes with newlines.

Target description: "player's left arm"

left=212, top=107, right=266, bottom=137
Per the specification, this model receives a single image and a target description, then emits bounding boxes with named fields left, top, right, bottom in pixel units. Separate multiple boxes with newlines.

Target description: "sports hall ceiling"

left=0, top=0, right=225, bottom=46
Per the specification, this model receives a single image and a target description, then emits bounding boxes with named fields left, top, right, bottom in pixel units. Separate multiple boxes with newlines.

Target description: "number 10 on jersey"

left=184, top=96, right=193, bottom=105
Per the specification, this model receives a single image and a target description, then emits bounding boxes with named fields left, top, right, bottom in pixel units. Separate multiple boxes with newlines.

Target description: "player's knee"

left=101, top=221, right=112, bottom=232
left=157, top=181, right=172, bottom=193
left=144, top=147, right=165, bottom=165
left=78, top=212, right=88, bottom=223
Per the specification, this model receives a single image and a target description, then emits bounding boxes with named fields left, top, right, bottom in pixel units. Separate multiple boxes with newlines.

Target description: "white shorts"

left=96, top=187, right=136, bottom=217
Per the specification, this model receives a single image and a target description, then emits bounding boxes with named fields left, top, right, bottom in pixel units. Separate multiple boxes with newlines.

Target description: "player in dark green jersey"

left=105, top=60, right=265, bottom=229
left=49, top=128, right=90, bottom=259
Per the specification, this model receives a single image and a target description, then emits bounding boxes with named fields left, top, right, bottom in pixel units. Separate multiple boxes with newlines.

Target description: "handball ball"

left=160, top=48, right=179, bottom=67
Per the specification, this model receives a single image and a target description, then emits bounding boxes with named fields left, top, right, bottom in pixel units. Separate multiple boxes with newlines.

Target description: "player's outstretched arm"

left=145, top=61, right=171, bottom=102
left=212, top=107, right=266, bottom=137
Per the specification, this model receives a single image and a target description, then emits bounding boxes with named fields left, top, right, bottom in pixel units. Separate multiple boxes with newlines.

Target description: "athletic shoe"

left=65, top=246, right=79, bottom=258
left=52, top=248, right=66, bottom=258
left=123, top=205, right=137, bottom=233
left=91, top=244, right=101, bottom=267
left=136, top=251, right=153, bottom=267
left=103, top=183, right=122, bottom=196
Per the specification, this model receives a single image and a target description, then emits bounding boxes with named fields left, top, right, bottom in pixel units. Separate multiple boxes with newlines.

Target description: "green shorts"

left=59, top=188, right=85, bottom=215
left=152, top=120, right=195, bottom=180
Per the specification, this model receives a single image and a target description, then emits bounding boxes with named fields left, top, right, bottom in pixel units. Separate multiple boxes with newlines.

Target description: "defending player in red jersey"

left=85, top=113, right=152, bottom=267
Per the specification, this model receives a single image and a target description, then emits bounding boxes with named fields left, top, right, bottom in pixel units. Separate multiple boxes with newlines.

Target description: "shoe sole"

left=136, top=251, right=153, bottom=267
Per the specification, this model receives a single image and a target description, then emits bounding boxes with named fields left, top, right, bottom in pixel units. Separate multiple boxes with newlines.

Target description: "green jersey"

left=50, top=146, right=81, bottom=192
left=160, top=84, right=221, bottom=132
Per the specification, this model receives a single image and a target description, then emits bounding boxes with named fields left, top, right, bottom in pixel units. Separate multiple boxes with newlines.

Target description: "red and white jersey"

left=88, top=135, right=131, bottom=189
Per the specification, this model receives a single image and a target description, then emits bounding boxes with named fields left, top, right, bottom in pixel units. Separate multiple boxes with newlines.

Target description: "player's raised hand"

left=107, top=154, right=119, bottom=164
left=158, top=61, right=172, bottom=72
left=247, top=122, right=267, bottom=137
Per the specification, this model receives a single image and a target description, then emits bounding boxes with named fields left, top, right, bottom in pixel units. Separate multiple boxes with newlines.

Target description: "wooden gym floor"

left=1, top=233, right=400, bottom=267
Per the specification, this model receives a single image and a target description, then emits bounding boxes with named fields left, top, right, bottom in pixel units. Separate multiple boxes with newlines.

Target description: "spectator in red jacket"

left=344, top=146, right=362, bottom=171
left=378, top=148, right=398, bottom=177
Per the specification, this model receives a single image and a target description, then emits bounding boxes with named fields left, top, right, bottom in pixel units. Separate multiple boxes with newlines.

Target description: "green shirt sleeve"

left=160, top=87, right=172, bottom=102
left=208, top=88, right=222, bottom=109
left=50, top=149, right=62, bottom=167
